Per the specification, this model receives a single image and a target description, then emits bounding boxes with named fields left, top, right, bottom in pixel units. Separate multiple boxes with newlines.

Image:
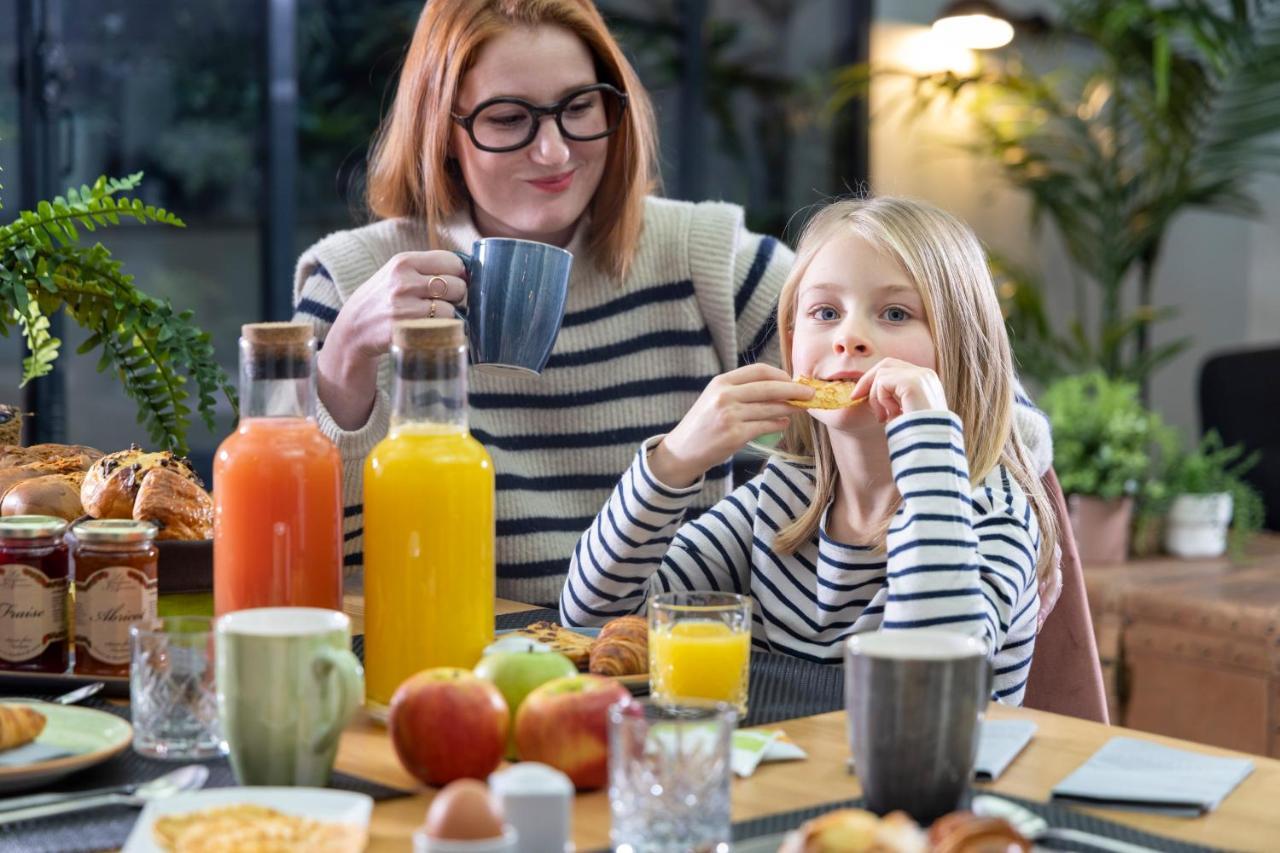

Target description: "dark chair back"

left=1199, top=346, right=1280, bottom=531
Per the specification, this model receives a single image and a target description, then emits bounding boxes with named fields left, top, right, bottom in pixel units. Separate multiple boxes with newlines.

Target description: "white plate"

left=122, top=786, right=374, bottom=853
left=0, top=701, right=133, bottom=793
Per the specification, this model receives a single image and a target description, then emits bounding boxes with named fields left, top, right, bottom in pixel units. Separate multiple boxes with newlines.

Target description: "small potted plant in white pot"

left=1163, top=432, right=1264, bottom=559
left=1041, top=372, right=1167, bottom=564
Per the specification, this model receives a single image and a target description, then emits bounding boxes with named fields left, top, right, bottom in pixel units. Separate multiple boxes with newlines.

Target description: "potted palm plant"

left=1162, top=431, right=1264, bottom=559
left=1040, top=372, right=1168, bottom=563
left=0, top=173, right=235, bottom=454
left=833, top=0, right=1280, bottom=387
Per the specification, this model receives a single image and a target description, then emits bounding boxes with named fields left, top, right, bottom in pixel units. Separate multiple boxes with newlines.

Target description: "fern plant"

left=0, top=172, right=237, bottom=454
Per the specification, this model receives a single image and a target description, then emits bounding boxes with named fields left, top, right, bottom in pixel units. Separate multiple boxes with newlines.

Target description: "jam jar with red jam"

left=0, top=515, right=70, bottom=673
left=71, top=518, right=158, bottom=677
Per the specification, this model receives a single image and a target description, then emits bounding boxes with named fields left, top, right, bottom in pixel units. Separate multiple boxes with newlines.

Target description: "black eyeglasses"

left=451, top=83, right=629, bottom=153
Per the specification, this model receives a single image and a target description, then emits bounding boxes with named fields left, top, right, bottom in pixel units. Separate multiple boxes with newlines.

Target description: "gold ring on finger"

left=426, top=275, right=449, bottom=299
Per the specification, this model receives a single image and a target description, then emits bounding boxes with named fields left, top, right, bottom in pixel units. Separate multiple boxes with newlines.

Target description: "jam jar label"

left=75, top=566, right=158, bottom=666
left=0, top=564, right=68, bottom=663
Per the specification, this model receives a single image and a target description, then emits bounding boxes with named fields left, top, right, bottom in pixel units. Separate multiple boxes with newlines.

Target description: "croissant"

left=133, top=466, right=214, bottom=540
left=929, top=812, right=1030, bottom=853
left=589, top=615, right=648, bottom=677
left=0, top=705, right=46, bottom=751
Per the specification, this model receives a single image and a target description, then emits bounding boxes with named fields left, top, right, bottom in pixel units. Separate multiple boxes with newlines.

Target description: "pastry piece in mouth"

left=512, top=621, right=595, bottom=669
left=788, top=376, right=867, bottom=410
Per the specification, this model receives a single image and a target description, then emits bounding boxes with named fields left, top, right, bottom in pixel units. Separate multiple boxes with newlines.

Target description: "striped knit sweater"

left=561, top=411, right=1043, bottom=705
left=292, top=197, right=792, bottom=605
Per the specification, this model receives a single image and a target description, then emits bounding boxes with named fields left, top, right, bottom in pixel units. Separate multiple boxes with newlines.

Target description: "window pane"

left=51, top=1, right=264, bottom=466
left=0, top=1, right=26, bottom=408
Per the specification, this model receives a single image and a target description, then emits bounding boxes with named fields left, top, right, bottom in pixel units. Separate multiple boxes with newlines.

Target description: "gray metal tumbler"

left=844, top=629, right=992, bottom=824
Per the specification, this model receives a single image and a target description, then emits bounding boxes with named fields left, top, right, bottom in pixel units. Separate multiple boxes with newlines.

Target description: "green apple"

left=474, top=647, right=578, bottom=758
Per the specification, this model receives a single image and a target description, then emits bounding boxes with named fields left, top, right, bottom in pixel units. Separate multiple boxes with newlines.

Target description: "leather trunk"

left=1121, top=565, right=1280, bottom=757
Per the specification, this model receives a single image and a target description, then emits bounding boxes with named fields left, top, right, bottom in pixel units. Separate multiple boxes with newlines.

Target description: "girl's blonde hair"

left=773, top=197, right=1058, bottom=582
left=365, top=0, right=658, bottom=281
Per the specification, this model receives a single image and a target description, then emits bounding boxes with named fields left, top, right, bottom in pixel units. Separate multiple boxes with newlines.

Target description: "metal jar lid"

left=72, top=518, right=158, bottom=544
left=0, top=515, right=69, bottom=540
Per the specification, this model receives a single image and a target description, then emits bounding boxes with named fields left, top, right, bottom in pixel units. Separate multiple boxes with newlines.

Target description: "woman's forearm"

left=316, top=328, right=379, bottom=431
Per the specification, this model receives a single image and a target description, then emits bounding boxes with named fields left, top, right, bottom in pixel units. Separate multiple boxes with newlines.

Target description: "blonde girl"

left=562, top=196, right=1058, bottom=704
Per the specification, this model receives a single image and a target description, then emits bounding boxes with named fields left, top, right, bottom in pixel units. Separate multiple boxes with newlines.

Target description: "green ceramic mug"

left=215, top=607, right=364, bottom=786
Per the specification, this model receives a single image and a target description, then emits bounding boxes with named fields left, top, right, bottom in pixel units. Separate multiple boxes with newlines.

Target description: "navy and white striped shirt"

left=292, top=197, right=791, bottom=605
left=561, top=410, right=1041, bottom=704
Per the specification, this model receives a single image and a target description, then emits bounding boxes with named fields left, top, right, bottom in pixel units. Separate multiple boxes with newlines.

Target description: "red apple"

left=514, top=674, right=631, bottom=791
left=388, top=667, right=509, bottom=787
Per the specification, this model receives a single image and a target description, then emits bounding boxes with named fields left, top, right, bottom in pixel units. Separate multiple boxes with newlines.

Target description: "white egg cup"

left=413, top=826, right=518, bottom=853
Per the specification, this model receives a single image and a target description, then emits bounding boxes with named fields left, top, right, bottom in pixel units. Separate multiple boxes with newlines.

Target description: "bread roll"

left=0, top=443, right=101, bottom=471
left=81, top=447, right=203, bottom=520
left=0, top=466, right=48, bottom=501
left=780, top=808, right=928, bottom=853
left=1, top=472, right=86, bottom=519
left=133, top=466, right=213, bottom=540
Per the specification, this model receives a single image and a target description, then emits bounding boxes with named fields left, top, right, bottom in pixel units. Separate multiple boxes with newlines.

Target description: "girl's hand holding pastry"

left=650, top=364, right=811, bottom=488
left=849, top=358, right=948, bottom=423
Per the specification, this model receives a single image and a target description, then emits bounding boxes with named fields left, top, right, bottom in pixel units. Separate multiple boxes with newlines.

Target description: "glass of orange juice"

left=648, top=592, right=752, bottom=716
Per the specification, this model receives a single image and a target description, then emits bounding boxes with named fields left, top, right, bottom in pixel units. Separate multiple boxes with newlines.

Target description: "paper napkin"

left=732, top=729, right=808, bottom=777
left=1051, top=736, right=1255, bottom=816
left=974, top=719, right=1037, bottom=781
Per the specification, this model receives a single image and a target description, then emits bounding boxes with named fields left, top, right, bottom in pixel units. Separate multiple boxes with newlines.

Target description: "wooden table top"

left=337, top=599, right=1279, bottom=851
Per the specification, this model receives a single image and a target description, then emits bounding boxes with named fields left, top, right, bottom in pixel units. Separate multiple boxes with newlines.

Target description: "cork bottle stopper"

left=393, top=319, right=465, bottom=350
left=242, top=322, right=313, bottom=348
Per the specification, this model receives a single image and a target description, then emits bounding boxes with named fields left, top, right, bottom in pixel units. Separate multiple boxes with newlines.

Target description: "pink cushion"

left=1023, top=468, right=1109, bottom=723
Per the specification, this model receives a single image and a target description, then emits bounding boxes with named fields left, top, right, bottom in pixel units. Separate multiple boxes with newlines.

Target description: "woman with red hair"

left=292, top=0, right=792, bottom=605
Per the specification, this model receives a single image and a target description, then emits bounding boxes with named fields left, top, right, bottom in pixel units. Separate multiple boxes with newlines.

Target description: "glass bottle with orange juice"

left=362, top=319, right=495, bottom=713
left=213, top=323, right=343, bottom=616
left=649, top=591, right=752, bottom=715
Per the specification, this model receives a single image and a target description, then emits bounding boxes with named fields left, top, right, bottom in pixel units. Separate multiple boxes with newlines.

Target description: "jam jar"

left=71, top=518, right=158, bottom=677
left=0, top=515, right=70, bottom=673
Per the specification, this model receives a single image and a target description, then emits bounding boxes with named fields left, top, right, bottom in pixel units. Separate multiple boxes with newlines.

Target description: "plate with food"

left=0, top=700, right=133, bottom=793
left=501, top=615, right=650, bottom=691
left=499, top=617, right=650, bottom=691
left=122, top=787, right=373, bottom=853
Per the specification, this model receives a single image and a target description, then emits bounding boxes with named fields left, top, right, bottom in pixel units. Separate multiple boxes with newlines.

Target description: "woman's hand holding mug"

left=330, top=250, right=468, bottom=362
left=317, top=250, right=466, bottom=429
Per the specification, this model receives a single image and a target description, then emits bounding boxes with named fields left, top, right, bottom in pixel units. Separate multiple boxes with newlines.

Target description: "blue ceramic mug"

left=454, top=238, right=573, bottom=376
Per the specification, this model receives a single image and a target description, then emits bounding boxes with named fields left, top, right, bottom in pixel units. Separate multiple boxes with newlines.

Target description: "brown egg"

left=423, top=779, right=506, bottom=841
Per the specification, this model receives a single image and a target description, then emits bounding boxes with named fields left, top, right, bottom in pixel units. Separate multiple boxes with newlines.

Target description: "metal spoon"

left=0, top=764, right=209, bottom=824
left=971, top=794, right=1162, bottom=853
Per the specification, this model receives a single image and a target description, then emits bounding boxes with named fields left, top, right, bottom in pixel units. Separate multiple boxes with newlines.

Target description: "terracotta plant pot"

left=1164, top=492, right=1233, bottom=559
left=1067, top=494, right=1134, bottom=565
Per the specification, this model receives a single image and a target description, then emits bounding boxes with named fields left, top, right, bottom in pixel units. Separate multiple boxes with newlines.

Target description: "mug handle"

left=310, top=646, right=365, bottom=755
left=449, top=250, right=472, bottom=322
